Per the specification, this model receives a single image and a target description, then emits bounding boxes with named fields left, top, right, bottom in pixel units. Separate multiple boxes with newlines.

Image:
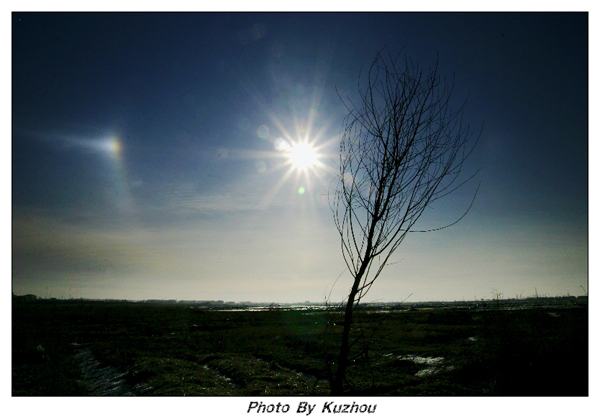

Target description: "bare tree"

left=329, top=50, right=480, bottom=395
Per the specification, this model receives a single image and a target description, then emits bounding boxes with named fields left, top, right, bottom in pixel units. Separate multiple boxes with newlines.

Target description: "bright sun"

left=288, top=142, right=318, bottom=170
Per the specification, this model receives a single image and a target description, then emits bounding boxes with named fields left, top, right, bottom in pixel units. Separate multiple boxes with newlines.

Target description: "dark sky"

left=12, top=12, right=588, bottom=302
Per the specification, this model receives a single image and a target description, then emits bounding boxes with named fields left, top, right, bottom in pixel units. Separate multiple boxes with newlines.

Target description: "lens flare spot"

left=319, top=193, right=329, bottom=206
left=250, top=23, right=267, bottom=41
left=298, top=187, right=306, bottom=195
left=256, top=161, right=266, bottom=173
left=274, top=138, right=291, bottom=151
left=257, top=125, right=269, bottom=139
left=236, top=116, right=252, bottom=131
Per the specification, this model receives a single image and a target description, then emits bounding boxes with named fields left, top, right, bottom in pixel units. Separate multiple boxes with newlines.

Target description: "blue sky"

left=11, top=12, right=588, bottom=303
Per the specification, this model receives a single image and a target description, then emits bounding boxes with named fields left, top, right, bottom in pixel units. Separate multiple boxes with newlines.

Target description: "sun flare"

left=288, top=142, right=318, bottom=170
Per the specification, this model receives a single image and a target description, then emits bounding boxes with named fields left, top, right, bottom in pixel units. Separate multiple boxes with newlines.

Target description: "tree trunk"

left=331, top=267, right=365, bottom=395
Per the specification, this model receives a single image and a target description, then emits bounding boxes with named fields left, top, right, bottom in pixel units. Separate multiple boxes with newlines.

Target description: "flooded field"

left=12, top=299, right=588, bottom=396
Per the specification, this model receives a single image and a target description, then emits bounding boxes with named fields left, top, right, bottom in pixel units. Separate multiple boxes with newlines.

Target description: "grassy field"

left=12, top=300, right=588, bottom=396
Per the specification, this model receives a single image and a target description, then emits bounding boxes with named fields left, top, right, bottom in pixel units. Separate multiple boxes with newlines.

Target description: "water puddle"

left=396, top=355, right=445, bottom=365
left=385, top=353, right=454, bottom=377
